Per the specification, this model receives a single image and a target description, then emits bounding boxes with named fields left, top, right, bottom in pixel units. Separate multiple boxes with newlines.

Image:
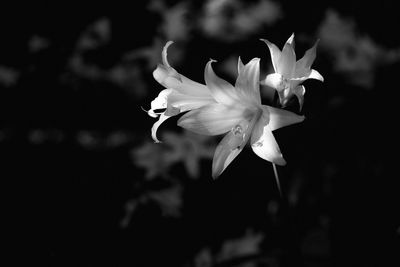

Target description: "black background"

left=1, top=1, right=399, bottom=266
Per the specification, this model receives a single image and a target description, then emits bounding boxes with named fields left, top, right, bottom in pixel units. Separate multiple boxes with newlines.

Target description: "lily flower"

left=261, top=33, right=324, bottom=110
left=177, top=57, right=305, bottom=178
left=148, top=41, right=215, bottom=142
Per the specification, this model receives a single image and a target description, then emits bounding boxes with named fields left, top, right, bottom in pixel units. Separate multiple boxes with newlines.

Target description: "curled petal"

left=162, top=41, right=174, bottom=67
left=151, top=113, right=172, bottom=143
left=290, top=69, right=324, bottom=85
left=260, top=38, right=281, bottom=72
left=154, top=64, right=211, bottom=96
left=153, top=64, right=181, bottom=89
left=148, top=89, right=174, bottom=117
left=235, top=58, right=261, bottom=105
left=261, top=105, right=305, bottom=131
left=205, top=60, right=239, bottom=105
left=177, top=103, right=246, bottom=136
left=309, top=69, right=324, bottom=82
left=154, top=42, right=210, bottom=97
left=250, top=120, right=286, bottom=165
left=277, top=41, right=296, bottom=78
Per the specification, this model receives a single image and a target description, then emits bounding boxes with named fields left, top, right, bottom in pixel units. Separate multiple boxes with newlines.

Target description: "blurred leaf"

left=0, top=65, right=19, bottom=87
left=163, top=130, right=215, bottom=179
left=318, top=9, right=400, bottom=89
left=200, top=0, right=282, bottom=42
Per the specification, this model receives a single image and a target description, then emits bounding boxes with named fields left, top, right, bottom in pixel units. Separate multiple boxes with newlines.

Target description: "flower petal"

left=168, top=91, right=215, bottom=113
left=237, top=56, right=245, bottom=75
left=309, top=69, right=324, bottom=82
left=205, top=60, right=239, bottom=105
left=264, top=73, right=285, bottom=91
left=161, top=41, right=174, bottom=67
left=277, top=41, right=296, bottom=78
left=260, top=38, right=281, bottom=73
left=235, top=58, right=261, bottom=105
left=177, top=103, right=246, bottom=136
left=286, top=33, right=295, bottom=48
left=148, top=89, right=174, bottom=118
left=293, top=85, right=306, bottom=111
left=251, top=120, right=286, bottom=165
left=211, top=131, right=244, bottom=179
left=295, top=39, right=319, bottom=77
left=151, top=113, right=172, bottom=143
left=153, top=42, right=210, bottom=97
left=261, top=105, right=305, bottom=131
left=211, top=115, right=259, bottom=178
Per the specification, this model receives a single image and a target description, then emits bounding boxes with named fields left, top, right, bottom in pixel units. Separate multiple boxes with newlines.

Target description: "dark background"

left=1, top=1, right=399, bottom=266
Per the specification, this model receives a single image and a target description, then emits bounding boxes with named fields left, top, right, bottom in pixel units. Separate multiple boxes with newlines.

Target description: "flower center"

left=232, top=125, right=243, bottom=136
left=277, top=77, right=290, bottom=91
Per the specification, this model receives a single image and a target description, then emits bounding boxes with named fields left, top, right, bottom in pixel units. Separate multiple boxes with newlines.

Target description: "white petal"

left=264, top=73, right=284, bottom=91
left=168, top=92, right=215, bottom=113
left=237, top=56, right=245, bottom=75
left=295, top=39, right=319, bottom=77
left=293, top=85, right=306, bottom=111
left=260, top=38, right=281, bottom=73
left=153, top=63, right=210, bottom=97
left=235, top=58, right=261, bottom=105
left=309, top=69, right=324, bottom=82
left=148, top=89, right=174, bottom=117
left=204, top=60, right=239, bottom=105
left=151, top=113, right=172, bottom=143
left=162, top=41, right=174, bottom=67
left=286, top=33, right=295, bottom=48
left=277, top=42, right=296, bottom=78
left=211, top=115, right=258, bottom=179
left=212, top=132, right=244, bottom=179
left=153, top=63, right=181, bottom=88
left=261, top=105, right=305, bottom=131
left=250, top=120, right=286, bottom=165
left=177, top=103, right=246, bottom=136
left=154, top=42, right=210, bottom=97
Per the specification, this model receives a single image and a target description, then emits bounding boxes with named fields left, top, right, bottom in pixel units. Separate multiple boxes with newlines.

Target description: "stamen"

left=232, top=125, right=243, bottom=136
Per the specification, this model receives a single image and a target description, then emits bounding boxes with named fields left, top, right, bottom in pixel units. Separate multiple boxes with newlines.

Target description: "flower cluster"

left=147, top=35, right=323, bottom=179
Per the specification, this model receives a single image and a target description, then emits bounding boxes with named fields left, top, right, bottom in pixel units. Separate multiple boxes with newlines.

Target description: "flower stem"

left=272, top=163, right=282, bottom=198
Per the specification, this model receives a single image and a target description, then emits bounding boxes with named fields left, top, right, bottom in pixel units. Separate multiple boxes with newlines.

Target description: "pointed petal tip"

left=162, top=41, right=175, bottom=67
left=286, top=33, right=295, bottom=47
left=165, top=40, right=174, bottom=47
left=310, top=69, right=324, bottom=82
left=260, top=38, right=271, bottom=45
left=250, top=57, right=261, bottom=63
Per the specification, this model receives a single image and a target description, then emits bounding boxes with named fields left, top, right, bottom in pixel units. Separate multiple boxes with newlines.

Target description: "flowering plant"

left=147, top=35, right=323, bottom=181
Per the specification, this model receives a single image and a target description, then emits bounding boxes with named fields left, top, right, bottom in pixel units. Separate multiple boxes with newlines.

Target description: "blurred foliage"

left=1, top=0, right=399, bottom=266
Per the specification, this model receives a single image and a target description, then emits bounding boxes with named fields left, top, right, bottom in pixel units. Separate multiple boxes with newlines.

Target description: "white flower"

left=147, top=41, right=215, bottom=142
left=261, top=33, right=324, bottom=110
left=177, top=57, right=304, bottom=178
